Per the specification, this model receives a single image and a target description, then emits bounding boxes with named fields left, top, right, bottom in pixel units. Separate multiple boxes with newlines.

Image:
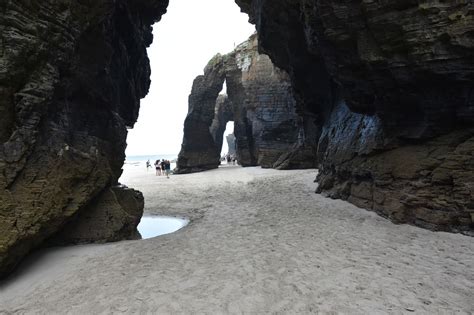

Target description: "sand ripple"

left=1, top=166, right=473, bottom=314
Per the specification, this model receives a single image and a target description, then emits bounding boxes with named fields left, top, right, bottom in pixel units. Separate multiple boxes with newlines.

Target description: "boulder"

left=49, top=186, right=144, bottom=244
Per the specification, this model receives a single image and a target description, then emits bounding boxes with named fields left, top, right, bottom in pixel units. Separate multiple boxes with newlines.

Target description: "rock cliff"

left=176, top=34, right=317, bottom=173
left=0, top=0, right=168, bottom=277
left=235, top=0, right=474, bottom=232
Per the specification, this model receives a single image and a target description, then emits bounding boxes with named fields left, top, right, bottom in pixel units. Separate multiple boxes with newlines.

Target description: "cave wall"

left=0, top=0, right=168, bottom=277
left=235, top=0, right=474, bottom=232
left=176, top=34, right=317, bottom=174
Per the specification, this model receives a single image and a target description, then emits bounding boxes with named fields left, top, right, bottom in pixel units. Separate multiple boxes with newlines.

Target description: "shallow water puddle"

left=137, top=216, right=188, bottom=239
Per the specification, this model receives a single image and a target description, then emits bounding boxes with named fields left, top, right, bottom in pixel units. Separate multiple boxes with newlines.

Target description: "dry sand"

left=1, top=164, right=473, bottom=314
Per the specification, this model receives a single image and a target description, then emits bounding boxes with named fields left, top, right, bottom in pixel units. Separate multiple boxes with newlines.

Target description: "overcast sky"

left=125, top=0, right=255, bottom=156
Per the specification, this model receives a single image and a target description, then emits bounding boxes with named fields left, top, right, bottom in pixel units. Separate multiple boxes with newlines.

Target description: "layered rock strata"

left=236, top=0, right=474, bottom=232
left=176, top=34, right=317, bottom=173
left=49, top=186, right=144, bottom=244
left=0, top=0, right=168, bottom=277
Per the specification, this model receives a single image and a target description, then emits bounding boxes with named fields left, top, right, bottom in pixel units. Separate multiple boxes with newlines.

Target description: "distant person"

left=160, top=159, right=166, bottom=175
left=226, top=154, right=231, bottom=164
left=155, top=159, right=162, bottom=176
left=231, top=155, right=236, bottom=165
left=165, top=160, right=171, bottom=178
left=146, top=159, right=151, bottom=170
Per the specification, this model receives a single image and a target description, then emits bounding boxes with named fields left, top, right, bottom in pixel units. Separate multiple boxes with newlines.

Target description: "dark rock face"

left=176, top=34, right=317, bottom=173
left=0, top=0, right=168, bottom=277
left=236, top=0, right=474, bottom=232
left=49, top=186, right=144, bottom=244
left=176, top=54, right=227, bottom=173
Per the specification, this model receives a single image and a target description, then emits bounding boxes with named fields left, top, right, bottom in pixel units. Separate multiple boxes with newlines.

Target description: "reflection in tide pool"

left=138, top=216, right=188, bottom=239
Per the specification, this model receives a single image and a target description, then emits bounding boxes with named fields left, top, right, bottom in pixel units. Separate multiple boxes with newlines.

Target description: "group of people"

left=146, top=159, right=172, bottom=178
left=221, top=153, right=237, bottom=165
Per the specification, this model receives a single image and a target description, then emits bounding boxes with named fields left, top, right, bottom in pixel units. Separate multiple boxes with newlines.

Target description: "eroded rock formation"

left=1, top=0, right=471, bottom=280
left=49, top=186, right=144, bottom=244
left=236, top=0, right=474, bottom=232
left=176, top=34, right=317, bottom=173
left=0, top=0, right=168, bottom=277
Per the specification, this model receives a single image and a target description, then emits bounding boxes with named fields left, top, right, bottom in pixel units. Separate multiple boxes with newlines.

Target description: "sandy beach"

left=1, top=164, right=473, bottom=314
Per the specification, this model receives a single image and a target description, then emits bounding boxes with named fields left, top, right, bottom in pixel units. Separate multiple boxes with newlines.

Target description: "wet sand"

left=1, top=165, right=473, bottom=314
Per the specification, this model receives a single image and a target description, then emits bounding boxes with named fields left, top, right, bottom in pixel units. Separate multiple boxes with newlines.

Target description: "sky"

left=125, top=0, right=255, bottom=156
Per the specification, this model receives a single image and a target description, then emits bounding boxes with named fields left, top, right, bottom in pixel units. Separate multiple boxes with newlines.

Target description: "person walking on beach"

left=146, top=159, right=151, bottom=171
left=160, top=159, right=166, bottom=175
left=154, top=159, right=161, bottom=176
left=165, top=160, right=171, bottom=178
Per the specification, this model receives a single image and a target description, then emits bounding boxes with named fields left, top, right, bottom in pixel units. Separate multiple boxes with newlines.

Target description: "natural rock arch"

left=175, top=34, right=317, bottom=174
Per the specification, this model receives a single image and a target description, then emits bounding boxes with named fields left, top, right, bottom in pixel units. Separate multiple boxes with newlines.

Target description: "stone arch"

left=175, top=34, right=317, bottom=174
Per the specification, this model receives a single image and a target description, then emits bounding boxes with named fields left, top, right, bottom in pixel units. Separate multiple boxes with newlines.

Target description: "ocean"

left=124, top=154, right=179, bottom=171
left=125, top=154, right=178, bottom=164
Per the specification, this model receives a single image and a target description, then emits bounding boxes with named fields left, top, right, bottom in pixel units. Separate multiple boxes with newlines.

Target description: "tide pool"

left=137, top=216, right=188, bottom=239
